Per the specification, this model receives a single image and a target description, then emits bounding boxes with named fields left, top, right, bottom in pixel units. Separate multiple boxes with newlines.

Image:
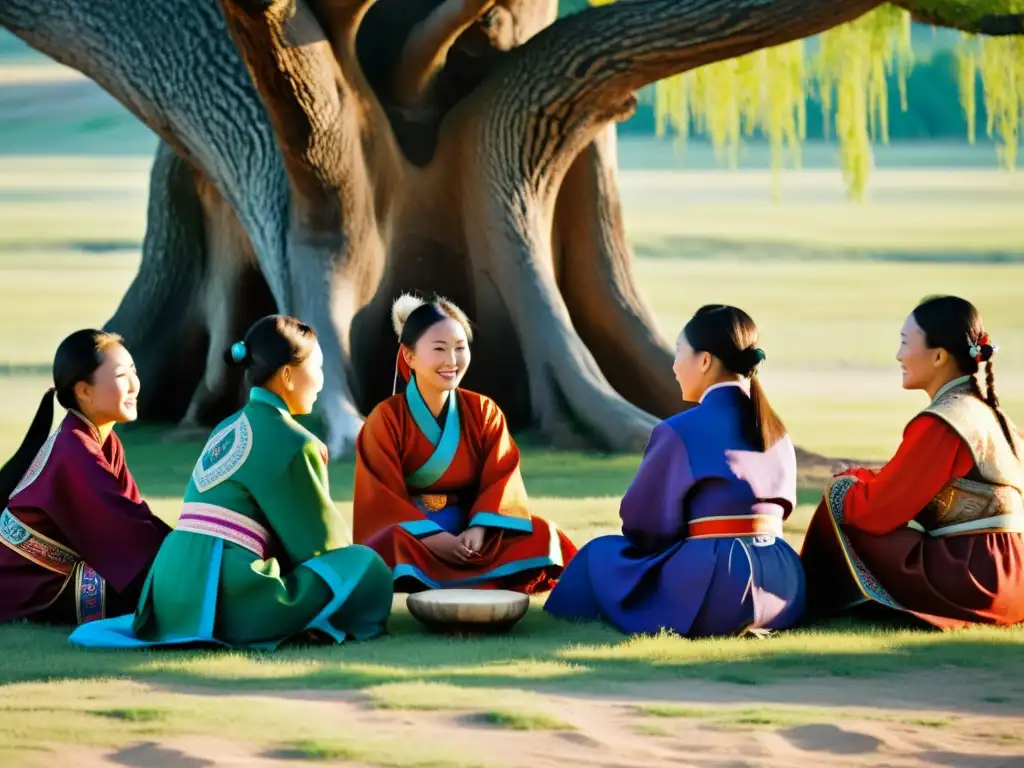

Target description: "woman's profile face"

left=896, top=313, right=937, bottom=392
left=406, top=318, right=471, bottom=393
left=274, top=342, right=324, bottom=415
left=75, top=343, right=140, bottom=425
left=673, top=333, right=710, bottom=403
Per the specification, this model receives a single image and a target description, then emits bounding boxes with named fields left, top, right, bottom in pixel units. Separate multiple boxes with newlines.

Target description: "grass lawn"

left=1, top=146, right=1024, bottom=762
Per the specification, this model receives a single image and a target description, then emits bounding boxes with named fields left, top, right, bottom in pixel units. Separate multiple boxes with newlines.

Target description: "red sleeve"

left=49, top=432, right=170, bottom=591
left=837, top=466, right=878, bottom=482
left=467, top=398, right=530, bottom=530
left=839, top=415, right=974, bottom=535
left=352, top=406, right=431, bottom=543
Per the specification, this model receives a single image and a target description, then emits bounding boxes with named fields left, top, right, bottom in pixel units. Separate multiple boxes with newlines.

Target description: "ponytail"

left=0, top=389, right=57, bottom=508
left=744, top=375, right=787, bottom=452
left=983, top=359, right=1017, bottom=457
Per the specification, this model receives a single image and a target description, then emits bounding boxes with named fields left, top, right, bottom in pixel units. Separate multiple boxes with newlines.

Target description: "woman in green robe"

left=69, top=316, right=394, bottom=649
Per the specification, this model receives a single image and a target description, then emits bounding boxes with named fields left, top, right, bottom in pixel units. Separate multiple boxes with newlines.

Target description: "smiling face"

left=896, top=312, right=958, bottom=394
left=404, top=317, right=471, bottom=394
left=73, top=343, right=140, bottom=425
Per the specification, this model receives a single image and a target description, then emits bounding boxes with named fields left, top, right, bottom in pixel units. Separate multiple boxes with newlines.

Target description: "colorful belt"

left=176, top=503, right=271, bottom=558
left=688, top=514, right=783, bottom=540
left=0, top=507, right=80, bottom=575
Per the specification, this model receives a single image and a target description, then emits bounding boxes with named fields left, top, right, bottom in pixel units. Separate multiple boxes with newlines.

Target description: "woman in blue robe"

left=544, top=305, right=806, bottom=637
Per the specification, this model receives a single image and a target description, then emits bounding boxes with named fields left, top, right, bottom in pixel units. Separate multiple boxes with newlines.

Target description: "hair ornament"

left=754, top=348, right=767, bottom=363
left=968, top=332, right=997, bottom=363
left=392, top=293, right=426, bottom=339
left=230, top=341, right=248, bottom=363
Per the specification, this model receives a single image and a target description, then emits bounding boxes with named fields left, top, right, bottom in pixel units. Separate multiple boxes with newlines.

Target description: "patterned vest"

left=914, top=377, right=1024, bottom=535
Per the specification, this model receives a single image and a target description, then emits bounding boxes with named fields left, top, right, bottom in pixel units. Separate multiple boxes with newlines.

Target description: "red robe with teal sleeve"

left=353, top=378, right=576, bottom=593
left=0, top=412, right=170, bottom=625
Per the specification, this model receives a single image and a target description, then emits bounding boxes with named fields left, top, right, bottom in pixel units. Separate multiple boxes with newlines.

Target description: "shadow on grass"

left=3, top=607, right=1024, bottom=710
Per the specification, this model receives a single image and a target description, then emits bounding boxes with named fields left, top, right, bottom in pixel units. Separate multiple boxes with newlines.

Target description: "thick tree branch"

left=219, top=0, right=391, bottom=456
left=554, top=126, right=684, bottom=420
left=896, top=2, right=1024, bottom=36
left=219, top=0, right=353, bottom=206
left=1, top=0, right=293, bottom=310
left=459, top=137, right=659, bottom=451
left=305, top=0, right=398, bottom=133
left=393, top=0, right=496, bottom=107
left=461, top=0, right=884, bottom=192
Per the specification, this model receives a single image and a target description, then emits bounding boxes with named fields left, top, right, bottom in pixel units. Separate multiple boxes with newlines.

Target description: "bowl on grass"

left=406, top=588, right=530, bottom=634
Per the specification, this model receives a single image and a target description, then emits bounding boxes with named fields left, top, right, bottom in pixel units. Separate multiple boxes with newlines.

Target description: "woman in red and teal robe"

left=353, top=294, right=577, bottom=592
left=801, top=296, right=1024, bottom=629
left=0, top=330, right=170, bottom=626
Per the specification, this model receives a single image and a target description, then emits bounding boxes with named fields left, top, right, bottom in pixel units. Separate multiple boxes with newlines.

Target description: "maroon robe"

left=0, top=412, right=170, bottom=625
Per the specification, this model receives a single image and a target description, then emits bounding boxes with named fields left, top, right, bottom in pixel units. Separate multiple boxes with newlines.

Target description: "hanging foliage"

left=584, top=1, right=1023, bottom=199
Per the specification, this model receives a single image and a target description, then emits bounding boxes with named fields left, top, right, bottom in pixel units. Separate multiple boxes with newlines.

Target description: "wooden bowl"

left=406, top=589, right=530, bottom=634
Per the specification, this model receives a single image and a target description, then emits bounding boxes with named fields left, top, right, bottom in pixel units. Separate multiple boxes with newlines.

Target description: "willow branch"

left=462, top=0, right=883, bottom=193
left=393, top=0, right=496, bottom=107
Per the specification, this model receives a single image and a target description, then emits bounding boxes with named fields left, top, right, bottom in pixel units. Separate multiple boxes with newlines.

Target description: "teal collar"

left=931, top=375, right=971, bottom=404
left=249, top=387, right=290, bottom=413
left=404, top=375, right=454, bottom=445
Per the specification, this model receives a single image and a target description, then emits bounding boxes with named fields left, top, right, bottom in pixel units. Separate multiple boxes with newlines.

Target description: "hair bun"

left=392, top=293, right=425, bottom=339
left=736, top=346, right=766, bottom=376
left=222, top=340, right=250, bottom=367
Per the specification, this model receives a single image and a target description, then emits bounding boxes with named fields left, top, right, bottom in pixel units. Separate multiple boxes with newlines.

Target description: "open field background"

left=2, top=28, right=1024, bottom=768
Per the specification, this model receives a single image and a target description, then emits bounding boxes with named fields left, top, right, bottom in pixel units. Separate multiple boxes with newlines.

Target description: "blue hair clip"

left=230, top=341, right=248, bottom=363
left=755, top=348, right=767, bottom=363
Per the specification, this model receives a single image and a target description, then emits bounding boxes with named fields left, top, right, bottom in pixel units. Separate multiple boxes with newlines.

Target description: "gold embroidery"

left=919, top=478, right=1024, bottom=531
left=417, top=494, right=450, bottom=512
left=916, top=380, right=1024, bottom=532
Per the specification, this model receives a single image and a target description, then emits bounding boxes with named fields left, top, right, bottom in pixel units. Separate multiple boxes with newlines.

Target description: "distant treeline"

left=621, top=51, right=990, bottom=142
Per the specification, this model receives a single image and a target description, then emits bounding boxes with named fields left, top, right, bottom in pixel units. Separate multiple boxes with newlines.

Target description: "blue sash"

left=404, top=376, right=460, bottom=489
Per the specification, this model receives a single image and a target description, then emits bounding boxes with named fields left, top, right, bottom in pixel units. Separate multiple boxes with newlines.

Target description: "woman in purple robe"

left=544, top=305, right=806, bottom=637
left=0, top=330, right=170, bottom=626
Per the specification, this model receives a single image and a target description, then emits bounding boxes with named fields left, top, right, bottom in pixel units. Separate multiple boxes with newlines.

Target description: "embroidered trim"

left=192, top=414, right=253, bottom=493
left=827, top=477, right=857, bottom=524
left=822, top=478, right=904, bottom=610
left=177, top=502, right=271, bottom=558
left=0, top=508, right=79, bottom=575
left=76, top=563, right=105, bottom=624
left=10, top=426, right=61, bottom=499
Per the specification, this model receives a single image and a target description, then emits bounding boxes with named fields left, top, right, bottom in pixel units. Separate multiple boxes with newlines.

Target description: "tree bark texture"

left=11, top=0, right=983, bottom=460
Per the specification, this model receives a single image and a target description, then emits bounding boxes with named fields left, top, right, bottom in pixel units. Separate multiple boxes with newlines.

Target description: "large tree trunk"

left=3, top=0, right=894, bottom=457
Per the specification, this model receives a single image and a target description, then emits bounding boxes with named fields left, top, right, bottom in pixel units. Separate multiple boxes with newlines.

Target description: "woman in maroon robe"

left=801, top=296, right=1024, bottom=629
left=0, top=330, right=170, bottom=626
